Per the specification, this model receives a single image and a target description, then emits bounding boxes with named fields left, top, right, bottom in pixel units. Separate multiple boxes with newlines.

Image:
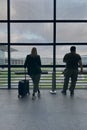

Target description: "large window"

left=57, top=0, right=87, bottom=20
left=0, top=0, right=87, bottom=89
left=56, top=23, right=87, bottom=43
left=0, top=0, right=7, bottom=20
left=0, top=23, right=7, bottom=43
left=10, top=46, right=53, bottom=65
left=10, top=0, right=53, bottom=20
left=11, top=23, right=53, bottom=43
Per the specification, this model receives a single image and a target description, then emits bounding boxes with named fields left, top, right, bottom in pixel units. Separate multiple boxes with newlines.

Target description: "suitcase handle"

left=25, top=68, right=26, bottom=80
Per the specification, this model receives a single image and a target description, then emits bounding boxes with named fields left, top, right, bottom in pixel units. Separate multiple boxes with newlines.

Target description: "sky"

left=0, top=0, right=87, bottom=59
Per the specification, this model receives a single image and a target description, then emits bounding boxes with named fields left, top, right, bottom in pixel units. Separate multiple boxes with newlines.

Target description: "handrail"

left=15, top=71, right=48, bottom=75
left=0, top=68, right=87, bottom=89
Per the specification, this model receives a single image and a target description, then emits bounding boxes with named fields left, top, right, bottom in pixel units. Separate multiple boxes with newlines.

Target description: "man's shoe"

left=61, top=90, right=66, bottom=95
left=32, top=95, right=36, bottom=100
left=32, top=93, right=36, bottom=100
left=70, top=91, right=74, bottom=96
left=38, top=92, right=40, bottom=98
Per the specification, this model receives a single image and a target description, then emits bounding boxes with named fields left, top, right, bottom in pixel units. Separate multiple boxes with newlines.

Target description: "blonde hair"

left=31, top=47, right=37, bottom=56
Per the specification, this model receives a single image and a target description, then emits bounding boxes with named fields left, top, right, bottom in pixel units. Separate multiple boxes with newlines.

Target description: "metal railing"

left=0, top=67, right=87, bottom=89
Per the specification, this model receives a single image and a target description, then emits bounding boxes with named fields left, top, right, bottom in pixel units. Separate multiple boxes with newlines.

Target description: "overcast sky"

left=1, top=0, right=87, bottom=59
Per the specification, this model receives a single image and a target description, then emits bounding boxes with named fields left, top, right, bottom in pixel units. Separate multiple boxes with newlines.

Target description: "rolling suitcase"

left=18, top=69, right=30, bottom=98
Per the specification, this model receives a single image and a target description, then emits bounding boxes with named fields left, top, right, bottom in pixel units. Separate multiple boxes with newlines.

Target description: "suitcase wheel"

left=18, top=95, right=23, bottom=98
left=18, top=95, right=20, bottom=98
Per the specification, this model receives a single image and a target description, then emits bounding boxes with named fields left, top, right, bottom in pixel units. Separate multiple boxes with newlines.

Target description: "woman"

left=24, top=47, right=42, bottom=100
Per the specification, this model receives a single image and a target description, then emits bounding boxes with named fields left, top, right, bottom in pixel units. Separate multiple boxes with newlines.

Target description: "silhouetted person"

left=61, top=46, right=83, bottom=96
left=24, top=47, right=42, bottom=100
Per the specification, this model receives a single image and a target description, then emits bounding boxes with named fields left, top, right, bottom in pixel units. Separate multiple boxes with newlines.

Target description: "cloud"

left=0, top=0, right=7, bottom=20
left=57, top=0, right=87, bottom=19
left=0, top=23, right=7, bottom=42
left=56, top=23, right=87, bottom=42
left=11, top=0, right=53, bottom=20
left=11, top=23, right=53, bottom=43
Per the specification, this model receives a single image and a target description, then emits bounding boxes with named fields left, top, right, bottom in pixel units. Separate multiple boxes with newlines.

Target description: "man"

left=61, top=46, right=83, bottom=96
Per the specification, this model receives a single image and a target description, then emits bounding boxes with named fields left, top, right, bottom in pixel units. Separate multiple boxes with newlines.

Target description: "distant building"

left=5, top=56, right=87, bottom=65
left=0, top=45, right=17, bottom=65
left=5, top=58, right=25, bottom=65
left=81, top=55, right=87, bottom=65
left=0, top=50, right=5, bottom=64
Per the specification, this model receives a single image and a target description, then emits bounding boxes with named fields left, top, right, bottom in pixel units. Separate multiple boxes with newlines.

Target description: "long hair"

left=31, top=47, right=37, bottom=56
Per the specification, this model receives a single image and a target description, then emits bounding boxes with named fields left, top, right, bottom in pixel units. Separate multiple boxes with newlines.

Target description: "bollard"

left=50, top=71, right=56, bottom=94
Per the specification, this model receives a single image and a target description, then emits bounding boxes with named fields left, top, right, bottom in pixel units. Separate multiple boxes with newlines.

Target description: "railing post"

left=50, top=71, right=56, bottom=94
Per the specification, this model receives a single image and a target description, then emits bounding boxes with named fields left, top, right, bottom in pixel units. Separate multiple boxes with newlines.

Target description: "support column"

left=50, top=71, right=56, bottom=94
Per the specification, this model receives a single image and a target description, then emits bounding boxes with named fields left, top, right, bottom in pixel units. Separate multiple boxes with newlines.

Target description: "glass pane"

left=56, top=67, right=87, bottom=89
left=57, top=0, right=87, bottom=20
left=11, top=23, right=53, bottom=43
left=56, top=45, right=87, bottom=65
left=56, top=23, right=87, bottom=43
left=11, top=0, right=53, bottom=20
left=11, top=46, right=53, bottom=65
left=0, top=0, right=7, bottom=20
left=0, top=23, right=7, bottom=43
left=0, top=67, right=8, bottom=88
left=0, top=45, right=8, bottom=65
left=56, top=45, right=87, bottom=89
left=11, top=67, right=52, bottom=89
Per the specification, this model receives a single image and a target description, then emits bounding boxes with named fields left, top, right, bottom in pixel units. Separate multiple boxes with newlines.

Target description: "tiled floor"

left=0, top=89, right=87, bottom=130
